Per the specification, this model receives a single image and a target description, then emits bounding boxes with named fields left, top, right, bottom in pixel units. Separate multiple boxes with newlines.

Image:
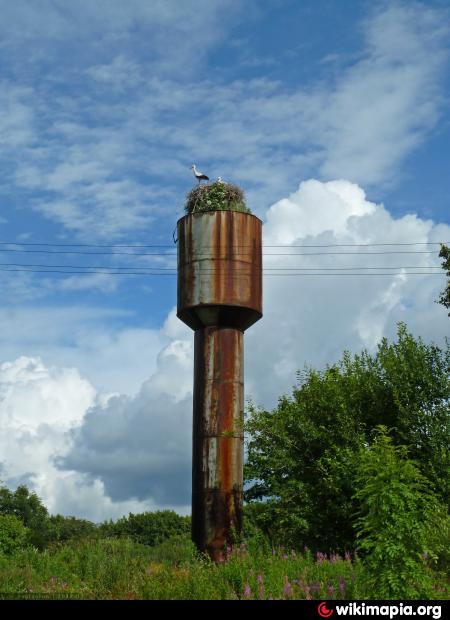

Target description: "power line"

left=0, top=262, right=444, bottom=272
left=0, top=240, right=448, bottom=249
left=0, top=267, right=444, bottom=277
left=0, top=248, right=442, bottom=257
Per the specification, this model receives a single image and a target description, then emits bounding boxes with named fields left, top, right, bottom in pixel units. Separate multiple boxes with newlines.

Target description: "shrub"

left=0, top=515, right=28, bottom=555
left=354, top=427, right=449, bottom=599
left=107, top=510, right=191, bottom=547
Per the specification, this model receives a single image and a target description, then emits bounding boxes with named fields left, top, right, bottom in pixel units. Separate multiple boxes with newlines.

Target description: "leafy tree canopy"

left=102, top=510, right=190, bottom=547
left=244, top=324, right=450, bottom=552
left=438, top=244, right=450, bottom=315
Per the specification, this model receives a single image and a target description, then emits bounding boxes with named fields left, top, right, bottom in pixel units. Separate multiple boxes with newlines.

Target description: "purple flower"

left=283, top=577, right=292, bottom=598
left=338, top=576, right=346, bottom=596
left=257, top=575, right=263, bottom=585
left=344, top=551, right=351, bottom=561
left=310, top=582, right=321, bottom=593
left=243, top=583, right=252, bottom=599
left=327, top=583, right=335, bottom=598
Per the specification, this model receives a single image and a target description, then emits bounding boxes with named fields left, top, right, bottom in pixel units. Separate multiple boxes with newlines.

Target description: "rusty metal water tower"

left=177, top=202, right=262, bottom=561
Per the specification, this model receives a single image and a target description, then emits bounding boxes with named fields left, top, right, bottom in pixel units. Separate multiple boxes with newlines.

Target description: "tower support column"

left=192, top=326, right=244, bottom=561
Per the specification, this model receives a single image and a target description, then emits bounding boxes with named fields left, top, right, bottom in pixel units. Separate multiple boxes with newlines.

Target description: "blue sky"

left=0, top=0, right=449, bottom=520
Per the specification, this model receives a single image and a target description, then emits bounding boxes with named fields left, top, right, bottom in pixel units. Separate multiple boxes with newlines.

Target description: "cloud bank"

left=1, top=178, right=448, bottom=517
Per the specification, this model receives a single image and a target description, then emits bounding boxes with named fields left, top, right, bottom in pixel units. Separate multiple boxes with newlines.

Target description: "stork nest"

left=185, top=181, right=251, bottom=215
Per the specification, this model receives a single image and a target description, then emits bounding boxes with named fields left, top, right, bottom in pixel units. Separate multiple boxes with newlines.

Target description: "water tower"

left=177, top=193, right=262, bottom=561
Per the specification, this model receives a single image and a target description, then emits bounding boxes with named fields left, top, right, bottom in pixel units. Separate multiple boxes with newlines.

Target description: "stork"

left=191, top=164, right=209, bottom=184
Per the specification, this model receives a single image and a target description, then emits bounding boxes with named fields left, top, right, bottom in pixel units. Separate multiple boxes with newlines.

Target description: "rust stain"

left=177, top=211, right=262, bottom=331
left=178, top=211, right=262, bottom=561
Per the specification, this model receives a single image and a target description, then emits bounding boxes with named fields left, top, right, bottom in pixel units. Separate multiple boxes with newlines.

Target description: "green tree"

left=244, top=324, right=449, bottom=552
left=0, top=484, right=49, bottom=548
left=105, top=510, right=190, bottom=546
left=438, top=244, right=450, bottom=315
left=0, top=515, right=28, bottom=555
left=354, top=427, right=449, bottom=598
left=47, top=515, right=98, bottom=543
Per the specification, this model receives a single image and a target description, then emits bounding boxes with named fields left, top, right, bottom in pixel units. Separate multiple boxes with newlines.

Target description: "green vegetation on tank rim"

left=185, top=181, right=251, bottom=214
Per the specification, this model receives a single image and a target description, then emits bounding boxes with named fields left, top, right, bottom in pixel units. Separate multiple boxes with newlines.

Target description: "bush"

left=0, top=515, right=28, bottom=555
left=185, top=181, right=251, bottom=214
left=354, top=427, right=449, bottom=598
left=47, top=515, right=98, bottom=543
left=106, top=510, right=191, bottom=547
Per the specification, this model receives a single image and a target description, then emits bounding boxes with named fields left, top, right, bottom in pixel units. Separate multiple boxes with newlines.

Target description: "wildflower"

left=327, top=583, right=335, bottom=598
left=283, top=577, right=292, bottom=598
left=338, top=576, right=346, bottom=596
left=257, top=577, right=265, bottom=600
left=243, top=583, right=252, bottom=599
left=344, top=551, right=351, bottom=561
left=309, top=582, right=321, bottom=594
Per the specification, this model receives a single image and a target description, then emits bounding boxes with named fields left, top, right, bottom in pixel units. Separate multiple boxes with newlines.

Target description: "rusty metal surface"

left=177, top=211, right=262, bottom=331
left=176, top=209, right=262, bottom=561
left=192, top=327, right=244, bottom=561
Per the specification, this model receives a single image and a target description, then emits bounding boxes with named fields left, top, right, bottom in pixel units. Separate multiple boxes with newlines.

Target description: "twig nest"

left=185, top=181, right=251, bottom=214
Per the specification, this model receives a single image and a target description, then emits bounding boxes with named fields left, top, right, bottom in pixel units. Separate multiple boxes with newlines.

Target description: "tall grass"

left=0, top=536, right=447, bottom=600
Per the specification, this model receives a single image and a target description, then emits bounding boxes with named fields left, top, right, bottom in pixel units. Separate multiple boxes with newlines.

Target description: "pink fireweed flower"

left=243, top=583, right=252, bottom=599
left=327, top=583, right=335, bottom=598
left=283, top=577, right=292, bottom=598
left=338, top=576, right=346, bottom=596
left=344, top=551, right=351, bottom=561
left=257, top=575, right=263, bottom=585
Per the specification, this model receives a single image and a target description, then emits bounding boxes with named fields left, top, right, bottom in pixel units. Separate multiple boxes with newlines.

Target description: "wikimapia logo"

left=317, top=602, right=442, bottom=620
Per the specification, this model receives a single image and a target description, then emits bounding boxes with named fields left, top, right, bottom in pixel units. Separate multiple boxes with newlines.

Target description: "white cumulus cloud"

left=1, top=178, right=446, bottom=519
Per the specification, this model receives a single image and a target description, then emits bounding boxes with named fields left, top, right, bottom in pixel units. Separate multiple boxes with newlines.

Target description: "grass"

left=0, top=535, right=447, bottom=600
left=185, top=181, right=251, bottom=215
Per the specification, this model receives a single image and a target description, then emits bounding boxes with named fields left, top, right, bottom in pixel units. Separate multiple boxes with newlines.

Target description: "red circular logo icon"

left=318, top=602, right=334, bottom=618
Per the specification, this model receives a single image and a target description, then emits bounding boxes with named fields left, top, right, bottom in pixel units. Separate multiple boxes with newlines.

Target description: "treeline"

left=0, top=484, right=190, bottom=553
